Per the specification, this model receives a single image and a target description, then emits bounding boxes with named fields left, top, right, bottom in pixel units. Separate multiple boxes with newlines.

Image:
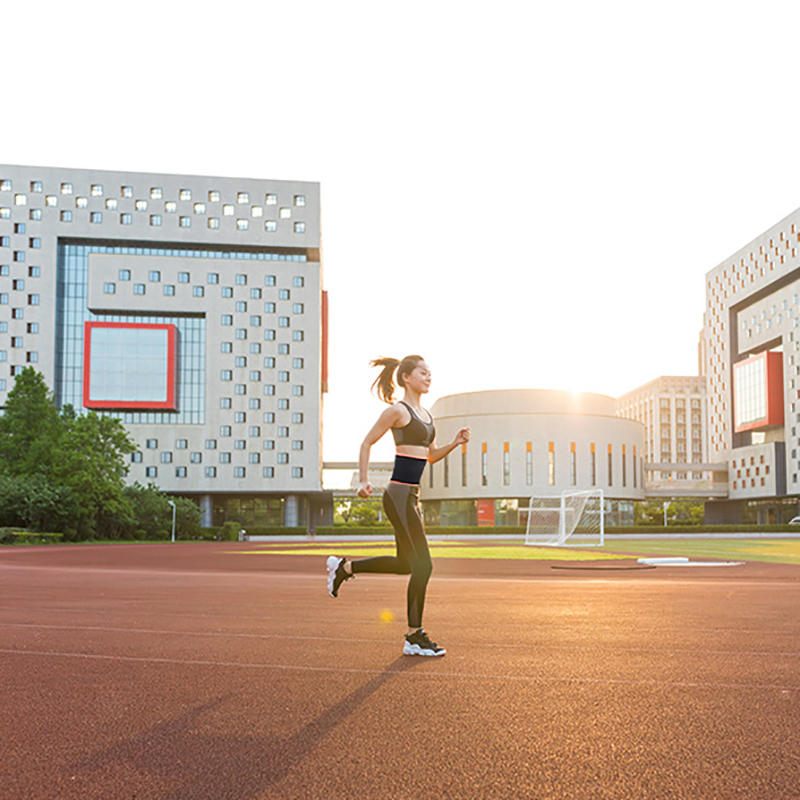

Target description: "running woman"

left=326, top=355, right=470, bottom=657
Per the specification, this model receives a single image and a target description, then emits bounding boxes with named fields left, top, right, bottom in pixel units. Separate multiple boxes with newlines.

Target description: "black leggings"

left=350, top=482, right=432, bottom=629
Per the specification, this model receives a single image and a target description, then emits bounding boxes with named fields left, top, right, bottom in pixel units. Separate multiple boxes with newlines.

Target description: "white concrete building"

left=703, top=206, right=800, bottom=522
left=0, top=164, right=330, bottom=528
left=421, top=389, right=645, bottom=526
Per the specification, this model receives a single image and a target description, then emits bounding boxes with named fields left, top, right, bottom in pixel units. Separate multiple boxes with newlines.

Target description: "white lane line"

left=2, top=621, right=800, bottom=659
left=0, top=647, right=796, bottom=693
left=1, top=613, right=798, bottom=639
left=1, top=562, right=799, bottom=588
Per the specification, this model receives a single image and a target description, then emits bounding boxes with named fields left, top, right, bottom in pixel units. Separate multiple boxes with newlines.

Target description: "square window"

left=133, top=283, right=145, bottom=295
left=265, top=193, right=277, bottom=205
left=178, top=272, right=190, bottom=283
left=165, top=201, right=177, bottom=213
left=120, top=213, right=132, bottom=225
left=163, top=285, right=176, bottom=296
left=45, top=195, right=57, bottom=207
left=60, top=182, right=73, bottom=195
left=150, top=214, right=162, bottom=226
left=193, top=202, right=206, bottom=214
left=90, top=211, right=103, bottom=224
left=135, top=199, right=147, bottom=211
left=279, top=207, right=291, bottom=219
left=84, top=322, right=177, bottom=411
left=105, top=198, right=118, bottom=210
left=179, top=216, right=191, bottom=228
left=118, top=269, right=131, bottom=281
left=60, top=210, right=72, bottom=222
left=103, top=282, right=116, bottom=295
left=205, top=467, right=217, bottom=478
left=237, top=192, right=249, bottom=204
left=148, top=270, right=161, bottom=282
left=264, top=220, right=277, bottom=232
left=251, top=206, right=263, bottom=218
left=294, top=221, right=305, bottom=234
left=179, top=189, right=191, bottom=201
left=30, top=180, right=43, bottom=193
left=208, top=217, right=220, bottom=229
left=150, top=187, right=163, bottom=199
left=236, top=219, right=249, bottom=231
left=208, top=190, right=220, bottom=202
left=121, top=185, right=133, bottom=198
left=222, top=204, right=234, bottom=216
left=193, top=286, right=205, bottom=298
left=294, top=194, right=306, bottom=207
left=13, top=194, right=26, bottom=207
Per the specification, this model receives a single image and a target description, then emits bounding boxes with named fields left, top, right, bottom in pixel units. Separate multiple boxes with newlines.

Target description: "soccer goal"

left=522, top=489, right=605, bottom=547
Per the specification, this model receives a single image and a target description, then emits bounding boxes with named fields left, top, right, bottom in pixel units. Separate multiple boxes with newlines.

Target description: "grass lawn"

left=227, top=538, right=800, bottom=565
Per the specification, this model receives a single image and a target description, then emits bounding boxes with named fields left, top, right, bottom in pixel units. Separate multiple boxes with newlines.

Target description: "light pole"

left=167, top=500, right=176, bottom=543
left=663, top=500, right=671, bottom=527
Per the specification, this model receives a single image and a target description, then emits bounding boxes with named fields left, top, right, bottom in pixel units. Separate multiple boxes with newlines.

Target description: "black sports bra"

left=391, top=401, right=436, bottom=447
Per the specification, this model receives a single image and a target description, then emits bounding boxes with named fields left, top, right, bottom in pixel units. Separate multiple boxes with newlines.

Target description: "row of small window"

left=220, top=370, right=301, bottom=382
left=216, top=403, right=303, bottom=420
left=135, top=444, right=305, bottom=464
left=0, top=356, right=39, bottom=368
left=219, top=352, right=304, bottom=370
left=0, top=322, right=39, bottom=334
left=208, top=382, right=306, bottom=396
left=0, top=350, right=37, bottom=362
left=0, top=232, right=41, bottom=247
left=34, top=209, right=307, bottom=232
left=142, top=430, right=303, bottom=448
left=732, top=478, right=768, bottom=489
left=140, top=465, right=304, bottom=479
left=432, top=442, right=641, bottom=489
left=0, top=295, right=39, bottom=306
left=0, top=265, right=41, bottom=278
left=115, top=271, right=304, bottom=290
left=219, top=347, right=299, bottom=362
left=0, top=180, right=306, bottom=206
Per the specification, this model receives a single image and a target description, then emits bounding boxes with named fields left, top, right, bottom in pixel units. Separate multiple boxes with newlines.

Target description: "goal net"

left=522, top=489, right=605, bottom=547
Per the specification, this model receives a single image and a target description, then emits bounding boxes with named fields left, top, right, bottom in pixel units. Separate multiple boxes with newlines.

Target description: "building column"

left=199, top=495, right=213, bottom=528
left=285, top=494, right=299, bottom=527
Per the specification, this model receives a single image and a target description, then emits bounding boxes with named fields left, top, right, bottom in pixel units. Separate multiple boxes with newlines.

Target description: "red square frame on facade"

left=83, top=321, right=178, bottom=411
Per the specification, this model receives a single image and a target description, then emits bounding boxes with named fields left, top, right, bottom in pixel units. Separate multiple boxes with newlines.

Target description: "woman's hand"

left=357, top=481, right=373, bottom=498
left=452, top=427, right=471, bottom=446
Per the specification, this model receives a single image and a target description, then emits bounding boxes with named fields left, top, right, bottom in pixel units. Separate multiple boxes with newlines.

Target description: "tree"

left=51, top=410, right=137, bottom=536
left=0, top=367, right=64, bottom=479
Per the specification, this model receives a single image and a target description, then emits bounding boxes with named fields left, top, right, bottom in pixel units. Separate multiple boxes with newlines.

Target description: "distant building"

left=616, top=376, right=709, bottom=482
left=422, top=389, right=645, bottom=527
left=0, top=164, right=330, bottom=529
left=703, top=206, right=800, bottom=523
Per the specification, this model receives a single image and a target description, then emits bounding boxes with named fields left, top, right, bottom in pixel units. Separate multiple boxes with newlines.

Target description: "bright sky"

left=6, top=1, right=800, bottom=466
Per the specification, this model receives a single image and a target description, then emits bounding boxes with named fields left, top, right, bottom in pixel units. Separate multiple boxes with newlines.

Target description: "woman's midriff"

left=395, top=447, right=429, bottom=460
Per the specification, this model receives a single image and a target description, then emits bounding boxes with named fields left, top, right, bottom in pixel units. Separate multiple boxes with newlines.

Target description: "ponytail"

left=370, top=354, right=424, bottom=404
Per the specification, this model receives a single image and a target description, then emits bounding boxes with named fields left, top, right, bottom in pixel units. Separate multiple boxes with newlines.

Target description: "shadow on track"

left=71, top=656, right=424, bottom=798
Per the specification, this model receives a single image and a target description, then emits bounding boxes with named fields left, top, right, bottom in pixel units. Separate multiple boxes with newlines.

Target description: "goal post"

left=522, top=489, right=605, bottom=547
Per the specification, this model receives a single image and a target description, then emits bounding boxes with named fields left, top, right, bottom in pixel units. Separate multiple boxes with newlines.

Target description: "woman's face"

left=403, top=361, right=432, bottom=394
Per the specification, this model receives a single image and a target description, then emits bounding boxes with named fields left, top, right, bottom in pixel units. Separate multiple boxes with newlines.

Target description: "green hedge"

left=0, top=528, right=64, bottom=545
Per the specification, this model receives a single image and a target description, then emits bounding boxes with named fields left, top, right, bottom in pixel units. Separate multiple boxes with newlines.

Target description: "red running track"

left=1, top=542, right=799, bottom=799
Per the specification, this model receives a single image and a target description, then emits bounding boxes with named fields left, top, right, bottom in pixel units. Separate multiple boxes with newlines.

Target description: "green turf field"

left=227, top=538, right=800, bottom=565
left=601, top=538, right=800, bottom=565
left=228, top=543, right=629, bottom=561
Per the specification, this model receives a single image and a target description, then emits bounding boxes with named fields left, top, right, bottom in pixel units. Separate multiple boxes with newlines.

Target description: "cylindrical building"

left=421, top=389, right=645, bottom=526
